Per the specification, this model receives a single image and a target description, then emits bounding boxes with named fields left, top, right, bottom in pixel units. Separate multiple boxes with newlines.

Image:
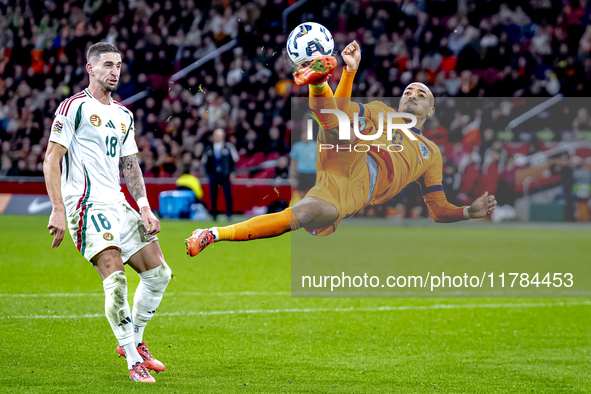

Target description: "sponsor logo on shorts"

left=52, top=121, right=63, bottom=134
left=103, top=232, right=114, bottom=241
left=90, top=114, right=102, bottom=127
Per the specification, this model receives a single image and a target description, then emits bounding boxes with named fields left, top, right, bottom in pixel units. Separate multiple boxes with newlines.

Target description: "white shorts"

left=67, top=200, right=158, bottom=263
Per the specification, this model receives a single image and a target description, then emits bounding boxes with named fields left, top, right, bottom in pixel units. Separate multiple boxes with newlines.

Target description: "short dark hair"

left=86, top=42, right=121, bottom=64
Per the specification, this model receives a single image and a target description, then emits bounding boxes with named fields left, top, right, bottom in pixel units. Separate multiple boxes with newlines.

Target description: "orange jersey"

left=305, top=78, right=466, bottom=236
left=354, top=101, right=444, bottom=205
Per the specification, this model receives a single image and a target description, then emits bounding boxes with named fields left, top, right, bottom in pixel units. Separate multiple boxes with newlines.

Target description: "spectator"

left=441, top=163, right=461, bottom=204
left=265, top=126, right=289, bottom=155
left=569, top=156, right=591, bottom=222
left=274, top=155, right=289, bottom=180
left=422, top=117, right=447, bottom=146
left=7, top=158, right=26, bottom=176
left=202, top=128, right=239, bottom=221
left=0, top=141, right=12, bottom=174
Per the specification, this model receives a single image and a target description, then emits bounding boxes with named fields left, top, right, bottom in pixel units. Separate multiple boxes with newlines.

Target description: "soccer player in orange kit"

left=185, top=41, right=497, bottom=256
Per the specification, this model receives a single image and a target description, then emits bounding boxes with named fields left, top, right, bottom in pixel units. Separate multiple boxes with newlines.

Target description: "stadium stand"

left=1, top=0, right=590, bottom=219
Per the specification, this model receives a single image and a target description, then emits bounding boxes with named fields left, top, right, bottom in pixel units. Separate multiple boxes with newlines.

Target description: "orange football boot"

left=293, top=55, right=337, bottom=86
left=129, top=362, right=155, bottom=383
left=117, top=342, right=165, bottom=373
left=185, top=229, right=214, bottom=257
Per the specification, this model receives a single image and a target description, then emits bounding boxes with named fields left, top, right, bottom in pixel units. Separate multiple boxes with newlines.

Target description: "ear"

left=86, top=62, right=92, bottom=76
left=427, top=107, right=435, bottom=118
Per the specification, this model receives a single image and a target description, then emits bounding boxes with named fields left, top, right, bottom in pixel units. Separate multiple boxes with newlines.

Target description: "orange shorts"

left=304, top=147, right=378, bottom=237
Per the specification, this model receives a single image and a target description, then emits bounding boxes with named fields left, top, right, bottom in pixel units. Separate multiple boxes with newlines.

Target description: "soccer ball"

left=286, top=22, right=335, bottom=67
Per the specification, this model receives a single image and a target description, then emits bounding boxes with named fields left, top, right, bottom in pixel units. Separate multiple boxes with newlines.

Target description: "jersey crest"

left=90, top=114, right=102, bottom=127
left=419, top=141, right=430, bottom=160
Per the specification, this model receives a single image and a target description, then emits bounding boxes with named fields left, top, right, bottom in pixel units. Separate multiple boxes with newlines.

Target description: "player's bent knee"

left=292, top=200, right=339, bottom=228
left=156, top=262, right=172, bottom=287
left=140, top=261, right=172, bottom=291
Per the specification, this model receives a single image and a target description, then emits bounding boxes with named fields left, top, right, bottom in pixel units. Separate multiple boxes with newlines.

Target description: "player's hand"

left=48, top=209, right=66, bottom=248
left=341, top=40, right=361, bottom=72
left=141, top=207, right=161, bottom=235
left=468, top=191, right=497, bottom=218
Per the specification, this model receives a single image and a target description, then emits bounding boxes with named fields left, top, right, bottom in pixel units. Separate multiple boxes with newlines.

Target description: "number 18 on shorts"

left=67, top=201, right=157, bottom=263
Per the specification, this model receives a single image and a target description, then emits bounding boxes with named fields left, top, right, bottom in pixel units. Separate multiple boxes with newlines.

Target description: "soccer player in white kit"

left=43, top=43, right=171, bottom=383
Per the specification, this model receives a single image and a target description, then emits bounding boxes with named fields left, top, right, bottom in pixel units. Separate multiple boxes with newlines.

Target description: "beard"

left=400, top=100, right=417, bottom=115
left=98, top=79, right=118, bottom=92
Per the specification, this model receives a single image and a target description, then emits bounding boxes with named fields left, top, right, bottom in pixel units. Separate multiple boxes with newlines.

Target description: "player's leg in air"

left=186, top=49, right=364, bottom=256
left=186, top=196, right=338, bottom=256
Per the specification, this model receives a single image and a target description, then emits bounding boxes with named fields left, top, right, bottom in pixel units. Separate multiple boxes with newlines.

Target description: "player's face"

left=399, top=84, right=434, bottom=119
left=91, top=53, right=122, bottom=92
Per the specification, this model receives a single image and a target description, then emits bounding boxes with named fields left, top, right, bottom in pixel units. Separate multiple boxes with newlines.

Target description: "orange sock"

left=309, top=83, right=340, bottom=130
left=216, top=208, right=300, bottom=241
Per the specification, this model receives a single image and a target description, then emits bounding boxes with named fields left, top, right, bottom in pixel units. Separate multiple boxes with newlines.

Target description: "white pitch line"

left=2, top=300, right=590, bottom=320
left=0, top=291, right=291, bottom=298
left=2, top=290, right=589, bottom=298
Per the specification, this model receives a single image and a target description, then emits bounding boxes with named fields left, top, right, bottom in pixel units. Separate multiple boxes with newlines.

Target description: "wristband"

left=137, top=197, right=150, bottom=210
left=463, top=206, right=471, bottom=220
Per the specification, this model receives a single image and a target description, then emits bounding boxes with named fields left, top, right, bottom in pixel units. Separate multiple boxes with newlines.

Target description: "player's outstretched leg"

left=95, top=248, right=155, bottom=383
left=185, top=198, right=338, bottom=256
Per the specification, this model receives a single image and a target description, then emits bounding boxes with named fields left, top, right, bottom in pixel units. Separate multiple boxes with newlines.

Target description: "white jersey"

left=49, top=88, right=138, bottom=215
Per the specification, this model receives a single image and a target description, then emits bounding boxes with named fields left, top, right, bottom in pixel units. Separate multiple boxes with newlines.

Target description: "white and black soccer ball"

left=286, top=22, right=334, bottom=66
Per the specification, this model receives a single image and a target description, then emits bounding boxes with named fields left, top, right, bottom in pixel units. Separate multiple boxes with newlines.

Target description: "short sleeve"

left=290, top=143, right=299, bottom=159
left=48, top=102, right=78, bottom=150
left=419, top=148, right=444, bottom=195
left=120, top=116, right=138, bottom=157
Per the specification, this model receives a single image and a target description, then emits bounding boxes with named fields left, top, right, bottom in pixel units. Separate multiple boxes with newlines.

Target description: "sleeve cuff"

left=343, top=67, right=357, bottom=76
left=463, top=206, right=470, bottom=220
left=137, top=197, right=150, bottom=210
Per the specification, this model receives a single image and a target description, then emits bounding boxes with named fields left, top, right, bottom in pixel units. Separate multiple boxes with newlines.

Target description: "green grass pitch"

left=1, top=215, right=590, bottom=393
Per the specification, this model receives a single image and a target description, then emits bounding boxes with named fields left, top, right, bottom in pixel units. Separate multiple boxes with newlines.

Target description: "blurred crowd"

left=0, top=0, right=590, bottom=217
left=385, top=98, right=591, bottom=220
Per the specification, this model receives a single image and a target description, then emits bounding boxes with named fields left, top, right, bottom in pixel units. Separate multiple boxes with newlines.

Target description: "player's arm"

left=43, top=141, right=68, bottom=248
left=421, top=151, right=497, bottom=223
left=120, top=154, right=160, bottom=235
left=334, top=41, right=361, bottom=117
left=423, top=190, right=497, bottom=223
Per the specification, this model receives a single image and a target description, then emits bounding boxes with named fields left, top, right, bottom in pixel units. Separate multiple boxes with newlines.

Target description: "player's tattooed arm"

left=120, top=154, right=146, bottom=201
left=120, top=154, right=161, bottom=234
